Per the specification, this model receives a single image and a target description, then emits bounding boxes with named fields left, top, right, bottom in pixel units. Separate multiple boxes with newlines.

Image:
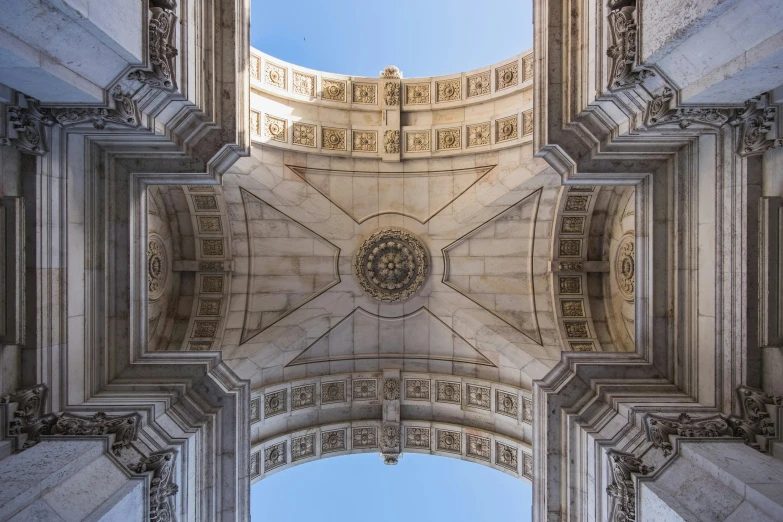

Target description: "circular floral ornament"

left=354, top=228, right=428, bottom=302
left=147, top=233, right=168, bottom=300
left=616, top=233, right=635, bottom=301
left=383, top=378, right=400, bottom=400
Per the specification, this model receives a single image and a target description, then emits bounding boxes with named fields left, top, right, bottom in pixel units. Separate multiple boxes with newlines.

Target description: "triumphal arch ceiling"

left=0, top=0, right=782, bottom=520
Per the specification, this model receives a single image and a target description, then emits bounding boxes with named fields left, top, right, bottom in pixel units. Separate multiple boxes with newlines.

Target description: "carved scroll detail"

left=606, top=450, right=653, bottom=522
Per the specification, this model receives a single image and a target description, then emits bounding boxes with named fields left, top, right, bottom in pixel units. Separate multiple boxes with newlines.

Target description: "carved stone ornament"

left=148, top=233, right=168, bottom=300
left=380, top=423, right=400, bottom=465
left=606, top=450, right=653, bottom=522
left=643, top=412, right=730, bottom=457
left=355, top=229, right=429, bottom=302
left=383, top=378, right=400, bottom=401
left=616, top=234, right=635, bottom=301
left=0, top=384, right=51, bottom=446
left=128, top=1, right=178, bottom=90
left=52, top=412, right=142, bottom=455
left=730, top=95, right=782, bottom=156
left=727, top=385, right=782, bottom=452
left=134, top=450, right=179, bottom=522
left=647, top=87, right=734, bottom=129
left=384, top=130, right=400, bottom=154
left=380, top=66, right=403, bottom=79
left=606, top=0, right=652, bottom=90
left=384, top=82, right=400, bottom=106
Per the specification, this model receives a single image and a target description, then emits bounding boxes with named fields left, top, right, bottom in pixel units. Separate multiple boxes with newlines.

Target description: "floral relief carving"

left=405, top=131, right=430, bottom=152
left=198, top=216, right=222, bottom=233
left=561, top=299, right=585, bottom=317
left=321, top=429, right=347, bottom=453
left=384, top=82, right=400, bottom=105
left=292, top=434, right=316, bottom=461
left=437, top=430, right=461, bottom=453
left=496, top=62, right=519, bottom=90
left=436, top=128, right=461, bottom=150
left=201, top=275, right=224, bottom=293
left=467, top=434, right=491, bottom=461
left=147, top=233, right=168, bottom=300
left=264, top=389, right=286, bottom=418
left=436, top=381, right=461, bottom=403
left=292, top=71, right=316, bottom=97
left=193, top=321, right=218, bottom=338
left=383, top=378, right=400, bottom=400
left=559, top=276, right=582, bottom=294
left=616, top=234, right=635, bottom=300
left=352, top=379, right=378, bottom=400
left=201, top=239, right=224, bottom=257
left=523, top=454, right=533, bottom=478
left=292, top=122, right=316, bottom=147
left=523, top=54, right=533, bottom=82
left=322, top=79, right=347, bottom=102
left=558, top=261, right=584, bottom=272
left=466, top=384, right=490, bottom=410
left=355, top=229, right=429, bottom=302
left=496, top=115, right=518, bottom=142
left=128, top=1, right=178, bottom=90
left=384, top=130, right=400, bottom=153
left=731, top=95, right=782, bottom=157
left=250, top=397, right=260, bottom=423
left=199, top=261, right=224, bottom=271
left=405, top=427, right=430, bottom=448
left=134, top=449, right=179, bottom=522
left=250, top=55, right=260, bottom=80
left=570, top=341, right=595, bottom=351
left=606, top=450, right=653, bottom=522
left=197, top=299, right=220, bottom=316
left=381, top=423, right=400, bottom=449
left=352, top=131, right=378, bottom=152
left=496, top=390, right=518, bottom=418
left=559, top=239, right=582, bottom=257
left=564, top=322, right=589, bottom=338
left=647, top=87, right=732, bottom=129
left=264, top=114, right=287, bottom=142
left=522, top=397, right=533, bottom=423
left=467, top=71, right=490, bottom=97
left=352, top=83, right=377, bottom=104
left=264, top=61, right=286, bottom=90
left=292, top=384, right=315, bottom=409
left=352, top=427, right=378, bottom=448
left=193, top=195, right=218, bottom=210
left=405, top=379, right=430, bottom=400
left=322, top=381, right=347, bottom=403
left=496, top=442, right=518, bottom=471
left=606, top=0, right=652, bottom=90
left=561, top=216, right=585, bottom=234
left=643, top=412, right=730, bottom=457
left=406, top=83, right=430, bottom=105
left=436, top=79, right=461, bottom=102
left=727, top=385, right=782, bottom=453
left=322, top=127, right=347, bottom=150
left=523, top=109, right=534, bottom=135
left=467, top=122, right=490, bottom=148
left=250, top=111, right=260, bottom=135
left=264, top=441, right=286, bottom=471
left=565, top=195, right=590, bottom=212
left=380, top=66, right=403, bottom=79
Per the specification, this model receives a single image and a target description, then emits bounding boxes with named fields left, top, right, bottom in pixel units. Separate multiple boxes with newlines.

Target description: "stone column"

left=639, top=440, right=783, bottom=522
left=0, top=438, right=147, bottom=521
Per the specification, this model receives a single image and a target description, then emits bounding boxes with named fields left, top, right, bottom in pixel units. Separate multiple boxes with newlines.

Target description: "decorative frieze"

left=643, top=412, right=730, bottom=457
left=193, top=195, right=218, bottom=211
left=561, top=216, right=585, bottom=234
left=570, top=341, right=595, bottom=351
left=558, top=261, right=584, bottom=272
left=201, top=239, right=224, bottom=257
left=606, top=450, right=653, bottom=522
left=646, top=87, right=732, bottom=129
left=561, top=299, right=586, bottom=317
left=565, top=195, right=590, bottom=212
left=197, top=216, right=222, bottom=233
left=292, top=122, right=317, bottom=147
left=405, top=427, right=430, bottom=448
left=467, top=122, right=490, bottom=148
left=559, top=276, right=582, bottom=294
left=436, top=79, right=461, bottom=102
left=437, top=430, right=461, bottom=453
left=564, top=321, right=589, bottom=338
left=467, top=71, right=490, bottom=97
left=559, top=239, right=582, bottom=257
left=201, top=275, right=224, bottom=293
left=436, top=381, right=461, bottom=403
left=383, top=378, right=400, bottom=401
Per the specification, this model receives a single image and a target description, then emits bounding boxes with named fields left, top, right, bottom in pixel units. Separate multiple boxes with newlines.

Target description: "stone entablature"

left=249, top=49, right=533, bottom=158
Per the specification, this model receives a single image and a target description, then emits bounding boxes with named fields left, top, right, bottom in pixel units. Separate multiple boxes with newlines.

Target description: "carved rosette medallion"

left=616, top=234, right=635, bottom=300
left=147, top=233, right=168, bottom=300
left=355, top=229, right=429, bottom=302
left=383, top=378, right=400, bottom=400
left=384, top=130, right=400, bottom=153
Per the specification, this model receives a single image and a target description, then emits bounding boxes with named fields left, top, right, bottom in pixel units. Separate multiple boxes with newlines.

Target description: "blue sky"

left=249, top=2, right=534, bottom=520
left=249, top=0, right=534, bottom=78
left=251, top=453, right=532, bottom=521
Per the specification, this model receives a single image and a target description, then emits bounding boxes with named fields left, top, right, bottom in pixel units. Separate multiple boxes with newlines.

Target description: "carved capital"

left=646, top=87, right=735, bottom=129
left=52, top=412, right=142, bottom=455
left=727, top=385, right=782, bottom=452
left=730, top=95, right=782, bottom=156
left=0, top=98, right=56, bottom=155
left=129, top=3, right=179, bottom=90
left=135, top=450, right=179, bottom=522
left=606, top=0, right=652, bottom=90
left=606, top=450, right=653, bottom=522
